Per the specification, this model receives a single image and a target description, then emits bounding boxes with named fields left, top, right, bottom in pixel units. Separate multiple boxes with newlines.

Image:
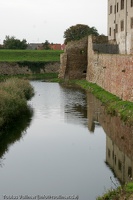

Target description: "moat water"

left=0, top=81, right=132, bottom=200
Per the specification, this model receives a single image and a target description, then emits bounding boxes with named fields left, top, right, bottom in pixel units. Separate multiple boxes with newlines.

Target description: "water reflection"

left=60, top=84, right=133, bottom=184
left=0, top=106, right=33, bottom=166
left=87, top=92, right=133, bottom=184
left=0, top=81, right=132, bottom=199
left=59, top=84, right=87, bottom=126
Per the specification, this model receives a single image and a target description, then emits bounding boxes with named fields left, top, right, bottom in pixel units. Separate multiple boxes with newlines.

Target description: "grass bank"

left=97, top=182, right=133, bottom=200
left=0, top=73, right=59, bottom=82
left=0, top=50, right=63, bottom=62
left=62, top=79, right=133, bottom=126
left=0, top=78, right=34, bottom=129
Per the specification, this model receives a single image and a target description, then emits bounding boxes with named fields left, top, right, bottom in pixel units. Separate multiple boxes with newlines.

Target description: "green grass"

left=0, top=73, right=59, bottom=82
left=0, top=50, right=63, bottom=62
left=62, top=79, right=133, bottom=125
left=96, top=182, right=133, bottom=200
left=0, top=78, right=34, bottom=129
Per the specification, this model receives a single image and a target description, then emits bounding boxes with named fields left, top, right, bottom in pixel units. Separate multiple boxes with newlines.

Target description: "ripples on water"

left=0, top=81, right=132, bottom=200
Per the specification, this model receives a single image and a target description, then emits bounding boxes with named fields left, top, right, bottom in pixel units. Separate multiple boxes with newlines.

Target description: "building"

left=27, top=43, right=43, bottom=50
left=108, top=0, right=133, bottom=54
left=49, top=44, right=61, bottom=50
left=27, top=43, right=65, bottom=50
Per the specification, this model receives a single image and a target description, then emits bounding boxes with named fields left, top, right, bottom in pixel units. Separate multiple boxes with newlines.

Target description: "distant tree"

left=64, top=24, right=99, bottom=44
left=42, top=40, right=51, bottom=50
left=3, top=36, right=27, bottom=49
left=0, top=44, right=4, bottom=49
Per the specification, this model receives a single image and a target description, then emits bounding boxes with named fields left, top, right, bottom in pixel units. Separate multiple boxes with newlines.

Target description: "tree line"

left=0, top=24, right=102, bottom=49
left=0, top=36, right=52, bottom=50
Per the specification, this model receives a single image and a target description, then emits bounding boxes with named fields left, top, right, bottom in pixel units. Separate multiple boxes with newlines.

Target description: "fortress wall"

left=0, top=62, right=60, bottom=75
left=87, top=36, right=133, bottom=102
left=59, top=37, right=88, bottom=79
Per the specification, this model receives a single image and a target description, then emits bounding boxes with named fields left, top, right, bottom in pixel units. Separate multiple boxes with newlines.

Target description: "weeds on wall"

left=63, top=79, right=133, bottom=126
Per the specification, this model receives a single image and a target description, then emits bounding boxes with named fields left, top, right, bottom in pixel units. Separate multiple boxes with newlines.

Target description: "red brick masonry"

left=87, top=36, right=133, bottom=102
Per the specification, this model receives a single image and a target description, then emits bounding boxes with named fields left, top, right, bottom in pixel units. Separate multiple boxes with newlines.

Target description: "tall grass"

left=0, top=78, right=34, bottom=128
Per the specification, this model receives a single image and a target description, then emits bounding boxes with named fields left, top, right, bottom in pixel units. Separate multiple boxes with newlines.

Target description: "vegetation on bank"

left=0, top=73, right=59, bottom=82
left=0, top=50, right=63, bottom=62
left=0, top=76, right=132, bottom=125
left=62, top=79, right=133, bottom=126
left=96, top=182, right=133, bottom=200
left=0, top=78, right=34, bottom=129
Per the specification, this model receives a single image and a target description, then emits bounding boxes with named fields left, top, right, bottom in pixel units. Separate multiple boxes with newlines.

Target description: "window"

left=131, top=0, right=133, bottom=7
left=108, top=149, right=111, bottom=158
left=118, top=160, right=122, bottom=171
left=128, top=167, right=132, bottom=178
left=115, top=24, right=118, bottom=33
left=114, top=155, right=117, bottom=165
left=110, top=5, right=113, bottom=14
left=117, top=3, right=119, bottom=12
left=112, top=151, right=114, bottom=159
left=109, top=27, right=111, bottom=36
left=114, top=5, right=116, bottom=13
left=121, top=20, right=124, bottom=31
left=131, top=18, right=133, bottom=29
left=121, top=0, right=124, bottom=10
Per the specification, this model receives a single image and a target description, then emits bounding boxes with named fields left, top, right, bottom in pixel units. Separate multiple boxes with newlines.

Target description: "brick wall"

left=59, top=37, right=88, bottom=79
left=58, top=53, right=67, bottom=79
left=87, top=36, right=133, bottom=102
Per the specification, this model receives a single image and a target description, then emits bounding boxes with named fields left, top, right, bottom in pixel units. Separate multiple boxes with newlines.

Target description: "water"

left=0, top=81, right=132, bottom=200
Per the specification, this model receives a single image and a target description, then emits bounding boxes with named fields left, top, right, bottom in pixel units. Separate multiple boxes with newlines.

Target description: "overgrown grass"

left=0, top=50, right=63, bottom=62
left=62, top=79, right=133, bottom=125
left=0, top=78, right=34, bottom=128
left=97, top=182, right=133, bottom=200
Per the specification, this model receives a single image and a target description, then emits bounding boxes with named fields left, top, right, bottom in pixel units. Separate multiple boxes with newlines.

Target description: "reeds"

left=0, top=78, right=34, bottom=128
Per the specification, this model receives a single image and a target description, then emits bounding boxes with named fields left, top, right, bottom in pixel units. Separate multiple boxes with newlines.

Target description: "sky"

left=0, top=0, right=107, bottom=44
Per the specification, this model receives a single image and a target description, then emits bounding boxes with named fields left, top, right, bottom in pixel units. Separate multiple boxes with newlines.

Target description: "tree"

left=42, top=40, right=51, bottom=50
left=3, top=36, right=27, bottom=49
left=64, top=24, right=99, bottom=44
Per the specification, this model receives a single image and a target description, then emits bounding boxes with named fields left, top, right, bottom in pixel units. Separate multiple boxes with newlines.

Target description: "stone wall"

left=0, top=62, right=60, bottom=75
left=58, top=53, right=67, bottom=79
left=93, top=43, right=119, bottom=54
left=58, top=37, right=88, bottom=79
left=92, top=35, right=119, bottom=54
left=87, top=36, right=133, bottom=102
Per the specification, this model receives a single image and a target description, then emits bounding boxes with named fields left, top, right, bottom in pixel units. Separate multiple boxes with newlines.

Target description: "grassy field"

left=0, top=50, right=63, bottom=62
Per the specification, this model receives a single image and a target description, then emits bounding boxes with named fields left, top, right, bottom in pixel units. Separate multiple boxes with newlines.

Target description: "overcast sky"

left=0, top=0, right=107, bottom=44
